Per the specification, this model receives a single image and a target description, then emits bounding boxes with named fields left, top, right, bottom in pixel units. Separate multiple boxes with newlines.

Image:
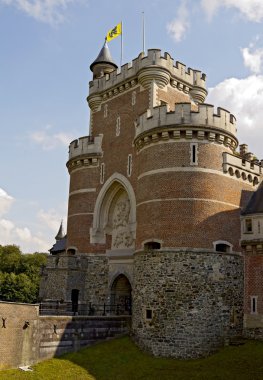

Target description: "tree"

left=0, top=245, right=47, bottom=303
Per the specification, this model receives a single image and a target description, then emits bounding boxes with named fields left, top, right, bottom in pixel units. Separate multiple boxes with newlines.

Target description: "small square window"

left=146, top=309, right=152, bottom=320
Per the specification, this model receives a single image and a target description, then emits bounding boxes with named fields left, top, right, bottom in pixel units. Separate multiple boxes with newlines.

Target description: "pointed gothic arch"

left=90, top=173, right=136, bottom=248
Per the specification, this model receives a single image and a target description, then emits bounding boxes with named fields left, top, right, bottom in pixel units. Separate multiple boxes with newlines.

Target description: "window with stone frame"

left=245, top=218, right=253, bottom=233
left=104, top=104, right=108, bottom=118
left=131, top=91, right=136, bottom=106
left=116, top=116, right=121, bottom=136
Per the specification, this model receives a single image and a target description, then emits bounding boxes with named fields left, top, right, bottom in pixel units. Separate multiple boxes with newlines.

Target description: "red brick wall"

left=244, top=255, right=263, bottom=314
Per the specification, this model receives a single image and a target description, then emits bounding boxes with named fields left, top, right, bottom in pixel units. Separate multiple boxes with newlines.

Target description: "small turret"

left=55, top=221, right=64, bottom=241
left=50, top=221, right=67, bottom=255
left=90, top=41, right=118, bottom=79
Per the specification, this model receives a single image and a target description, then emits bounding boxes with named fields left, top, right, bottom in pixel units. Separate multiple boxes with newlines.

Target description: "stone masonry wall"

left=132, top=250, right=243, bottom=358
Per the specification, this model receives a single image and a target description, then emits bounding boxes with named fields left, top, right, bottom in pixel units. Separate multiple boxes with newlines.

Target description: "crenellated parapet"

left=134, top=103, right=238, bottom=151
left=88, top=49, right=207, bottom=109
left=67, top=134, right=103, bottom=173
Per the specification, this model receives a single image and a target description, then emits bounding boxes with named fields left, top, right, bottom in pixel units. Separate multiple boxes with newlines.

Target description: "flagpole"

left=120, top=21, right=123, bottom=66
left=142, top=12, right=145, bottom=54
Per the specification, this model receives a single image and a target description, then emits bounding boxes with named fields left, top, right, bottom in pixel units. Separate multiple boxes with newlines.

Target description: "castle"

left=39, top=43, right=263, bottom=358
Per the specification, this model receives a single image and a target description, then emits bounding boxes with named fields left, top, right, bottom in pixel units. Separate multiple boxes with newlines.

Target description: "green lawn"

left=1, top=336, right=263, bottom=380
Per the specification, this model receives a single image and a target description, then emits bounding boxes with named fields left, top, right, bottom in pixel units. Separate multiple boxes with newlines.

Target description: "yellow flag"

left=106, top=23, right=122, bottom=42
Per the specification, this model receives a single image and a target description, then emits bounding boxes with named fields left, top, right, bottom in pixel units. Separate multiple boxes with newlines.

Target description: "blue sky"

left=0, top=0, right=263, bottom=253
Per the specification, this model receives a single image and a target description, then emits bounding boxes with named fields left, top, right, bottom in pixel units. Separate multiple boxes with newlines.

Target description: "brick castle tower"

left=40, top=44, right=262, bottom=358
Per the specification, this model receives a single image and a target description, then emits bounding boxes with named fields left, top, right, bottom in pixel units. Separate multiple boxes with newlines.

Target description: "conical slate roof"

left=90, top=41, right=118, bottom=72
left=242, top=181, right=263, bottom=215
left=55, top=221, right=64, bottom=240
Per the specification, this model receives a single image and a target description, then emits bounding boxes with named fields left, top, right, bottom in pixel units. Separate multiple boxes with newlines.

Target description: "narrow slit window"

left=251, top=296, right=258, bottom=314
left=100, top=163, right=105, bottom=184
left=127, top=154, right=132, bottom=177
left=190, top=143, right=198, bottom=166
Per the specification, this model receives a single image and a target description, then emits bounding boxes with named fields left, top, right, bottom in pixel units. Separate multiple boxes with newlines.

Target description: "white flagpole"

left=121, top=21, right=123, bottom=66
left=142, top=12, right=145, bottom=53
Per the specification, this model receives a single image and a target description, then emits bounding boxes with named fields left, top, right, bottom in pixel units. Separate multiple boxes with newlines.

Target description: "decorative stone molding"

left=90, top=173, right=136, bottom=246
left=87, top=94, right=102, bottom=112
left=87, top=78, right=138, bottom=109
left=138, top=67, right=170, bottom=89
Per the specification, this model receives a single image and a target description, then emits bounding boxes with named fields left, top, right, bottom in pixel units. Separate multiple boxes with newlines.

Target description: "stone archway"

left=110, top=274, right=132, bottom=315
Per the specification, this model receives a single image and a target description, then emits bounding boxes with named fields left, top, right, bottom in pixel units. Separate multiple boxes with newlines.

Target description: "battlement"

left=89, top=49, right=206, bottom=96
left=135, top=103, right=237, bottom=138
left=68, top=134, right=103, bottom=160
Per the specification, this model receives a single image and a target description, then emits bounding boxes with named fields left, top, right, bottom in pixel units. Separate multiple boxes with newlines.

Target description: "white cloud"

left=0, top=218, right=50, bottom=252
left=0, top=0, right=76, bottom=24
left=241, top=46, right=263, bottom=74
left=207, top=75, right=263, bottom=158
left=201, top=0, right=263, bottom=22
left=38, top=208, right=66, bottom=233
left=30, top=125, right=74, bottom=150
left=0, top=187, right=58, bottom=252
left=0, top=188, right=14, bottom=217
left=167, top=0, right=190, bottom=42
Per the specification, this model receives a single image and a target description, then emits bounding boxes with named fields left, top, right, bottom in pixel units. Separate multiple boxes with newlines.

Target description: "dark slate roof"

left=242, top=181, right=263, bottom=215
left=90, top=42, right=118, bottom=71
left=50, top=236, right=67, bottom=255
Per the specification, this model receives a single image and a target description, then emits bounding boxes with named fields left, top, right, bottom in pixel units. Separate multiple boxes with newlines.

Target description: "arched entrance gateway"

left=110, top=274, right=132, bottom=315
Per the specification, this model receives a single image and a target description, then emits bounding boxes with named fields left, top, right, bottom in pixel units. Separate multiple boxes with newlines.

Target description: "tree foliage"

left=0, top=245, right=47, bottom=303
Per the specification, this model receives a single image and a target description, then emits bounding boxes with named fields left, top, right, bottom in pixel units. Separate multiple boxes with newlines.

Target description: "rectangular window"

left=251, top=296, right=258, bottom=314
left=127, top=154, right=132, bottom=177
left=190, top=143, right=198, bottom=166
left=245, top=219, right=252, bottom=233
left=100, top=163, right=105, bottom=184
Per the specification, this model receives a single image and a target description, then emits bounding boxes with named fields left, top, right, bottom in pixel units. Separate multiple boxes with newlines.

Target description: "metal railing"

left=39, top=300, right=132, bottom=316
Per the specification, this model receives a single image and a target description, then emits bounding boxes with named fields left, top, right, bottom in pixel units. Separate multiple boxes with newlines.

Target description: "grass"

left=1, top=336, right=263, bottom=380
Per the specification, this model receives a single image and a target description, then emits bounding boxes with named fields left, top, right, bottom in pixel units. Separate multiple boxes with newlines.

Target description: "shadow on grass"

left=1, top=337, right=263, bottom=380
